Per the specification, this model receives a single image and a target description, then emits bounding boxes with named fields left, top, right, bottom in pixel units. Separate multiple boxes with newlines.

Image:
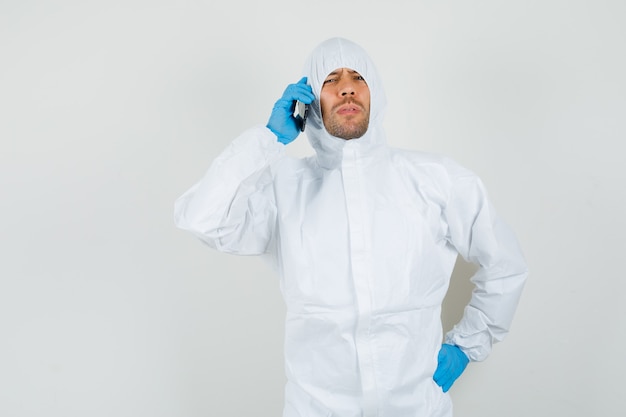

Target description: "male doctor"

left=175, top=37, right=528, bottom=417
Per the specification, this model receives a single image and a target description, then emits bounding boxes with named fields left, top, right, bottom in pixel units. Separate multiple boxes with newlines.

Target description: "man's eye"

left=323, top=78, right=336, bottom=84
left=356, top=75, right=365, bottom=81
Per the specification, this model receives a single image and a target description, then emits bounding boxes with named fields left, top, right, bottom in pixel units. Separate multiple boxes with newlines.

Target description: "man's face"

left=320, top=68, right=370, bottom=140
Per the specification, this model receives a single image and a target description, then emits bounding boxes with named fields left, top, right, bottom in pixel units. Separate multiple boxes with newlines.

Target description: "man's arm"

left=442, top=164, right=529, bottom=362
left=174, top=126, right=284, bottom=255
left=174, top=78, right=315, bottom=255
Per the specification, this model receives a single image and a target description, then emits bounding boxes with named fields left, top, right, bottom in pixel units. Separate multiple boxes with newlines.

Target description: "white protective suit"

left=174, top=38, right=528, bottom=417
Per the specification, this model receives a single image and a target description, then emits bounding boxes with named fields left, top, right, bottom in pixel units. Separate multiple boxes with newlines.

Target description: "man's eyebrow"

left=324, top=69, right=361, bottom=78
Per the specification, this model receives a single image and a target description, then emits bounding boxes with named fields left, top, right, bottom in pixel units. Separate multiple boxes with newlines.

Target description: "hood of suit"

left=303, top=37, right=387, bottom=168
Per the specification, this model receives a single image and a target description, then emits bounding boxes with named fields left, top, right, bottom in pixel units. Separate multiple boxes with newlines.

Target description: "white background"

left=1, top=1, right=624, bottom=416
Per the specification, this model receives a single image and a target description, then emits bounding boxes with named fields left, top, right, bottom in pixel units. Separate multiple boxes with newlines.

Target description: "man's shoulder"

left=273, top=154, right=320, bottom=180
left=387, top=147, right=461, bottom=174
left=386, top=147, right=481, bottom=192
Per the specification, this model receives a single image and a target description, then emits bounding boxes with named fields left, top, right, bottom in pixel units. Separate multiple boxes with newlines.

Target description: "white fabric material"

left=174, top=37, right=528, bottom=417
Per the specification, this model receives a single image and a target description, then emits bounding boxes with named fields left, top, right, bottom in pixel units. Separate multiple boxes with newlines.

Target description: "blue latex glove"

left=433, top=344, right=469, bottom=393
left=267, top=77, right=315, bottom=145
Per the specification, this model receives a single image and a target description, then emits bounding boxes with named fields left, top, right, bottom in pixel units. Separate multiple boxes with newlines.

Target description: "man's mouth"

left=335, top=102, right=363, bottom=115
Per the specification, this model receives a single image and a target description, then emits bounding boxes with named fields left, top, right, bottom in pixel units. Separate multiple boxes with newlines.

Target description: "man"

left=174, top=37, right=528, bottom=417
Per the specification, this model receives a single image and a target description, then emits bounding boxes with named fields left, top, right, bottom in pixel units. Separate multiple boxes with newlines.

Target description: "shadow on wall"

left=441, top=256, right=478, bottom=333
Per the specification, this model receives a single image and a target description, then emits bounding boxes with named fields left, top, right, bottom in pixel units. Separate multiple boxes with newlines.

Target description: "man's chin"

left=331, top=129, right=366, bottom=140
left=325, top=121, right=369, bottom=140
left=343, top=130, right=367, bottom=140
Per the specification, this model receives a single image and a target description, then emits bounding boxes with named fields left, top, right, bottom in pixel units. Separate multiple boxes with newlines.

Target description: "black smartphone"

left=295, top=100, right=309, bottom=132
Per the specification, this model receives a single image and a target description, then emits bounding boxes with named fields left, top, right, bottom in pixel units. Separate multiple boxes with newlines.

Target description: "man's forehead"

left=325, top=68, right=362, bottom=77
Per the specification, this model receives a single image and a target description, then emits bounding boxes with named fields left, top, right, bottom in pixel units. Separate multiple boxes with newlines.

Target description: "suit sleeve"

left=442, top=163, right=528, bottom=361
left=174, top=125, right=285, bottom=255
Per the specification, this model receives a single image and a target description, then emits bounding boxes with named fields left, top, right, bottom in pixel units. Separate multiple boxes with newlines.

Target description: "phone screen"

left=296, top=100, right=309, bottom=132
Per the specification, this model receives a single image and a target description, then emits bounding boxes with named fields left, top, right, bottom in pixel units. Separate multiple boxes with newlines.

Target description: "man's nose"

left=339, top=81, right=355, bottom=96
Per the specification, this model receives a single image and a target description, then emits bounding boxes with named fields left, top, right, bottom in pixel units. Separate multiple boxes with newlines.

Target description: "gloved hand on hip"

left=433, top=344, right=469, bottom=392
left=267, top=77, right=315, bottom=145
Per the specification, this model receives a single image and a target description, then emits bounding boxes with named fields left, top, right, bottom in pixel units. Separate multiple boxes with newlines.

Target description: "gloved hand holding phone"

left=433, top=344, right=469, bottom=393
left=267, top=77, right=315, bottom=145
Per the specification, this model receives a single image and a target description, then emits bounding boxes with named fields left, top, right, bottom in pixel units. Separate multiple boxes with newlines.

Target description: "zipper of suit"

left=341, top=142, right=379, bottom=417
